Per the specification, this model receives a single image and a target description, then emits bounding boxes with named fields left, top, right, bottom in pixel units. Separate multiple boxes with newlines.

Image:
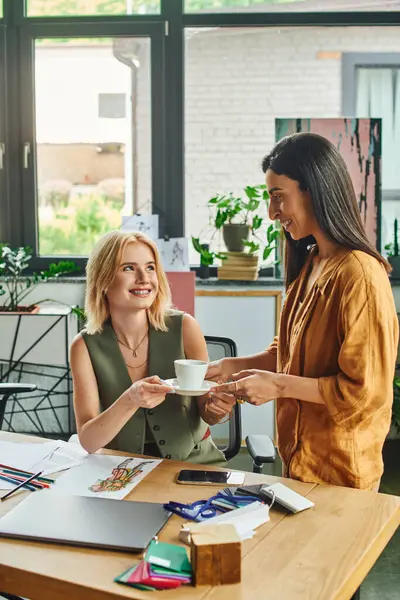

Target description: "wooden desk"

left=0, top=432, right=399, bottom=600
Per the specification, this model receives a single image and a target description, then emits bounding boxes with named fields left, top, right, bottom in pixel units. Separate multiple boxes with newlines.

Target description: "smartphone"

left=176, top=469, right=245, bottom=486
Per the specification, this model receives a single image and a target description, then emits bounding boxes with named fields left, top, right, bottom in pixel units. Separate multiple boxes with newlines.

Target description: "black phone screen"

left=177, top=469, right=229, bottom=484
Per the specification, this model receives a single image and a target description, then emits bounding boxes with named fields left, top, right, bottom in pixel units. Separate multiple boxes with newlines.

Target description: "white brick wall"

left=185, top=25, right=400, bottom=259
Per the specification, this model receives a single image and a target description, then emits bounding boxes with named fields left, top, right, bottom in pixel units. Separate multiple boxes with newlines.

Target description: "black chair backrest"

left=0, top=383, right=37, bottom=430
left=205, top=336, right=242, bottom=461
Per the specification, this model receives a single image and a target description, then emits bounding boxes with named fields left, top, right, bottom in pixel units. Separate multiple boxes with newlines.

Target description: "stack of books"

left=218, top=252, right=259, bottom=281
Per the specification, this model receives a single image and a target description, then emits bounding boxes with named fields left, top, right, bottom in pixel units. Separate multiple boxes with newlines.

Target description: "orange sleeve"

left=318, top=263, right=398, bottom=427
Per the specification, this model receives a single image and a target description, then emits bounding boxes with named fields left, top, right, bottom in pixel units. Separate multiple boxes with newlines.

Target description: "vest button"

left=148, top=410, right=154, bottom=416
left=159, top=440, right=165, bottom=446
left=153, top=425, right=160, bottom=432
left=165, top=454, right=171, bottom=459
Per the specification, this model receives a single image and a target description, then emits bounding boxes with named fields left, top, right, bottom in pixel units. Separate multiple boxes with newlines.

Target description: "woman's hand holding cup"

left=129, top=376, right=173, bottom=410
left=206, top=358, right=236, bottom=383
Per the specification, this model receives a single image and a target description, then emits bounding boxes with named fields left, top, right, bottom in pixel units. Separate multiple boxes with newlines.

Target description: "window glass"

left=35, top=37, right=152, bottom=256
left=27, top=0, right=160, bottom=17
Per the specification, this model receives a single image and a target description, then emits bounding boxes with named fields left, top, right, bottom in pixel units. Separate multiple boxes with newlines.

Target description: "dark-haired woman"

left=207, top=132, right=398, bottom=490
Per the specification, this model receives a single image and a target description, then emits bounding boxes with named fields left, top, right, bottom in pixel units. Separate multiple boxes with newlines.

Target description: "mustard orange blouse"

left=267, top=248, right=399, bottom=490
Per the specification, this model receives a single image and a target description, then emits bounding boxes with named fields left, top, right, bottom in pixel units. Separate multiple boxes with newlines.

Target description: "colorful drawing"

left=89, top=458, right=154, bottom=493
left=275, top=118, right=382, bottom=251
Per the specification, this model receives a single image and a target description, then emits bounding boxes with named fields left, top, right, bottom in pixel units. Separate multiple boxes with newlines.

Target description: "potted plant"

left=208, top=185, right=269, bottom=253
left=385, top=218, right=400, bottom=280
left=191, top=238, right=226, bottom=279
left=0, top=245, right=78, bottom=313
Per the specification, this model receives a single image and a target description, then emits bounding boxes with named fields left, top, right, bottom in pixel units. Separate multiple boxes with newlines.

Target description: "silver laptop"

left=0, top=491, right=171, bottom=552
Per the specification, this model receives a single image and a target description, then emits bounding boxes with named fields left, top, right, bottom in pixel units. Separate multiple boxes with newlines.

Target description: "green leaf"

left=71, top=306, right=86, bottom=320
left=191, top=237, right=214, bottom=266
left=263, top=245, right=276, bottom=261
left=242, top=240, right=259, bottom=254
left=266, top=224, right=274, bottom=244
left=191, top=237, right=203, bottom=254
left=215, top=209, right=228, bottom=229
left=252, top=215, right=263, bottom=231
left=244, top=186, right=259, bottom=200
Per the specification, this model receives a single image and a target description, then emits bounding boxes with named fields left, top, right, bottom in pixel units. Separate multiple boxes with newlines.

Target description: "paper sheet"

left=53, top=454, right=162, bottom=500
left=156, top=238, right=190, bottom=272
left=121, top=215, right=159, bottom=240
left=0, top=439, right=88, bottom=488
left=194, top=501, right=270, bottom=540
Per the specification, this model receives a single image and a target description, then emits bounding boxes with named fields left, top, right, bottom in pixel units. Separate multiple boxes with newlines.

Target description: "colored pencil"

left=0, top=463, right=55, bottom=483
left=1, top=471, right=44, bottom=501
left=0, top=473, right=43, bottom=489
left=0, top=468, right=52, bottom=487
left=0, top=471, right=50, bottom=489
left=0, top=474, right=36, bottom=492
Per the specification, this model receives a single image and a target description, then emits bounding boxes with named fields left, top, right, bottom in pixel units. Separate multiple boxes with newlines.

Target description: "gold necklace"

left=125, top=357, right=148, bottom=369
left=116, top=329, right=148, bottom=358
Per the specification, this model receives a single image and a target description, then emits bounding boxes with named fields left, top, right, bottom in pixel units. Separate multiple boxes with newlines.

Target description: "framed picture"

left=121, top=214, right=159, bottom=240
left=156, top=238, right=190, bottom=272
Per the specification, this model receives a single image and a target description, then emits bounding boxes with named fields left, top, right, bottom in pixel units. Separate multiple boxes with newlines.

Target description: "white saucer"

left=164, top=379, right=217, bottom=396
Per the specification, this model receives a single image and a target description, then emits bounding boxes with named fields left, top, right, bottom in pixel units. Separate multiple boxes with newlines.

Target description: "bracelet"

left=204, top=400, right=231, bottom=426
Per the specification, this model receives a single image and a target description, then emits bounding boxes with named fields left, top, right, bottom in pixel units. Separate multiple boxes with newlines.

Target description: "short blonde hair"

left=85, top=230, right=172, bottom=334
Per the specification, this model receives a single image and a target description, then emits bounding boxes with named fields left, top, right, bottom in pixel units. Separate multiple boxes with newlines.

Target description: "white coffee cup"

left=174, top=359, right=208, bottom=390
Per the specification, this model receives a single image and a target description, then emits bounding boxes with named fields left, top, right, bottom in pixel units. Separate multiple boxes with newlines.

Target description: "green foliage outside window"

left=27, top=0, right=302, bottom=17
left=39, top=193, right=121, bottom=256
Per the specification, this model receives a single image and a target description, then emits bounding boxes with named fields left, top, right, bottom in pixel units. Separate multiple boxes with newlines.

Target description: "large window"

left=15, top=19, right=165, bottom=268
left=34, top=37, right=151, bottom=256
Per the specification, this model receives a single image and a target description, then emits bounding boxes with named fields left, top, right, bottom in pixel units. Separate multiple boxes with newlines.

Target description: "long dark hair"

left=261, top=132, right=390, bottom=288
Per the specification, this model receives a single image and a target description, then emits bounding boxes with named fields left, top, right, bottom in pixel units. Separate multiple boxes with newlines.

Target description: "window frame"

left=1, top=1, right=400, bottom=271
left=18, top=20, right=166, bottom=270
left=0, top=26, right=7, bottom=243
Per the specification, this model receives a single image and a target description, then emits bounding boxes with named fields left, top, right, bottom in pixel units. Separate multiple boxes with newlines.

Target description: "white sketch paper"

left=54, top=454, right=162, bottom=500
left=156, top=237, right=190, bottom=272
left=121, top=214, right=159, bottom=240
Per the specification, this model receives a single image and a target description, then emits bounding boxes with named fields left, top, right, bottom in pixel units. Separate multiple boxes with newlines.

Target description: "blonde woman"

left=70, top=230, right=230, bottom=464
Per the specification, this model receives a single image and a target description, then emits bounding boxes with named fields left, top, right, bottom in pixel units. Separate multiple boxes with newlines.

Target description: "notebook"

left=0, top=491, right=171, bottom=552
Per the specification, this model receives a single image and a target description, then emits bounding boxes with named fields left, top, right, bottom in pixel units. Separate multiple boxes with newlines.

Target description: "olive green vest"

left=82, top=311, right=225, bottom=465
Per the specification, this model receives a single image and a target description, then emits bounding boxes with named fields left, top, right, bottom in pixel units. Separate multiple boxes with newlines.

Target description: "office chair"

left=0, top=383, right=37, bottom=430
left=205, top=336, right=242, bottom=461
left=205, top=336, right=276, bottom=471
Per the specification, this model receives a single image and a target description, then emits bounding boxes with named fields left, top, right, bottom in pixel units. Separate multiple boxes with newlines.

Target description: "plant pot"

left=222, top=224, right=250, bottom=252
left=0, top=305, right=40, bottom=314
left=388, top=255, right=400, bottom=280
left=198, top=264, right=210, bottom=280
